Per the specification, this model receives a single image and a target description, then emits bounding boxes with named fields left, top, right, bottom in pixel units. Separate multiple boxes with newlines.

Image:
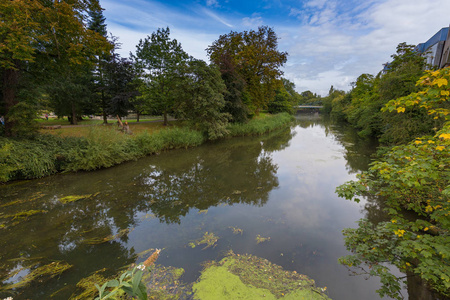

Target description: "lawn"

left=39, top=120, right=180, bottom=137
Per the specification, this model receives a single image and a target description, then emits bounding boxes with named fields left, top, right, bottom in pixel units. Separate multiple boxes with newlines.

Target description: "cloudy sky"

left=101, top=0, right=450, bottom=96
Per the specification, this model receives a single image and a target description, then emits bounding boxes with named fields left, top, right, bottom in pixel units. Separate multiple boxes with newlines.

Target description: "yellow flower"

left=391, top=219, right=397, bottom=223
left=424, top=227, right=429, bottom=231
left=439, top=133, right=450, bottom=140
left=394, top=229, right=406, bottom=237
left=436, top=145, right=445, bottom=151
left=414, top=140, right=422, bottom=144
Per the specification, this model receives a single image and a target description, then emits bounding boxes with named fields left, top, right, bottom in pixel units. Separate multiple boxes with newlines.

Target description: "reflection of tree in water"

left=0, top=184, right=138, bottom=299
left=323, top=116, right=378, bottom=174
left=135, top=128, right=295, bottom=224
left=294, top=113, right=378, bottom=174
left=0, top=125, right=294, bottom=298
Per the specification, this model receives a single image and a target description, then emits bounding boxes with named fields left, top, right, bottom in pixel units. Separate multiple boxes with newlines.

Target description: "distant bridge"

left=294, top=105, right=323, bottom=109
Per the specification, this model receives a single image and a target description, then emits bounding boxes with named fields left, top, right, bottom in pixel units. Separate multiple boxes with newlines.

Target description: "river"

left=1, top=113, right=403, bottom=299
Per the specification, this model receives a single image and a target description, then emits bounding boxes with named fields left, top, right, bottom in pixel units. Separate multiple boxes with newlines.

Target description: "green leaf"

left=106, top=279, right=119, bottom=287
left=132, top=270, right=144, bottom=294
left=135, top=282, right=148, bottom=300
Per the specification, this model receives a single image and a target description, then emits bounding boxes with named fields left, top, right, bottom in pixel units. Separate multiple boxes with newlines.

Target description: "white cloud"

left=206, top=0, right=219, bottom=7
left=242, top=15, right=263, bottom=28
left=202, top=8, right=234, bottom=28
left=279, top=0, right=450, bottom=95
left=102, top=0, right=450, bottom=96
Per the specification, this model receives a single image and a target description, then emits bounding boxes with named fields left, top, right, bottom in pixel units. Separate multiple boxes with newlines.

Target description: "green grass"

left=36, top=116, right=164, bottom=126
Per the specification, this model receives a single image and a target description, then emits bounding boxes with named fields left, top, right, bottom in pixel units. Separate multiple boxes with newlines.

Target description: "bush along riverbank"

left=0, top=113, right=293, bottom=183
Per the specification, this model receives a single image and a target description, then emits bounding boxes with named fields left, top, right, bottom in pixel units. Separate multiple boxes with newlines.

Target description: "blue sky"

left=101, top=0, right=450, bottom=95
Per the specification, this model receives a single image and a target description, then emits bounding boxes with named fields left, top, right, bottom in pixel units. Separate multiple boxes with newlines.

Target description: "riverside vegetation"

left=0, top=113, right=293, bottom=183
left=321, top=43, right=450, bottom=299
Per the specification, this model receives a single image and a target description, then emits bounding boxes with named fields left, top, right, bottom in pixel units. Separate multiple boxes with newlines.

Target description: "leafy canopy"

left=337, top=67, right=450, bottom=299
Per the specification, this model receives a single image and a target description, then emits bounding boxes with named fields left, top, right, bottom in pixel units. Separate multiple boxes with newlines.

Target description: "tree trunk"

left=136, top=111, right=140, bottom=122
left=163, top=111, right=168, bottom=126
left=2, top=67, right=19, bottom=137
left=102, top=91, right=108, bottom=124
left=71, top=103, right=78, bottom=125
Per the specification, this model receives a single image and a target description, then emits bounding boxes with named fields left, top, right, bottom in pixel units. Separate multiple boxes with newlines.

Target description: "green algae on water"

left=192, top=252, right=330, bottom=300
left=188, top=232, right=219, bottom=249
left=142, top=265, right=192, bottom=300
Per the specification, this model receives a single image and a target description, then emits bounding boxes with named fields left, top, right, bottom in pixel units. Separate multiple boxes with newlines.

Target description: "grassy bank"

left=0, top=113, right=293, bottom=183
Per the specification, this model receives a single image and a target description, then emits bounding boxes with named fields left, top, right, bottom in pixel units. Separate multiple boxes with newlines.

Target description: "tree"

left=337, top=67, right=450, bottom=299
left=87, top=5, right=111, bottom=124
left=47, top=64, right=95, bottom=125
left=207, top=26, right=288, bottom=114
left=216, top=52, right=249, bottom=123
left=175, top=59, right=230, bottom=140
left=0, top=0, right=111, bottom=135
left=132, top=27, right=189, bottom=125
left=103, top=54, right=138, bottom=119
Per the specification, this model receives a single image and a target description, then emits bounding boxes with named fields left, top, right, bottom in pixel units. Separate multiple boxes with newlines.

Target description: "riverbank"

left=0, top=113, right=293, bottom=183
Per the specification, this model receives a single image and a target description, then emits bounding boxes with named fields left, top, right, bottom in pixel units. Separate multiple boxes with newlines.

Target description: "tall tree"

left=0, top=0, right=111, bottom=135
left=175, top=59, right=230, bottom=139
left=207, top=26, right=288, bottom=115
left=103, top=53, right=138, bottom=119
left=87, top=5, right=110, bottom=123
left=217, top=52, right=248, bottom=123
left=132, top=27, right=189, bottom=125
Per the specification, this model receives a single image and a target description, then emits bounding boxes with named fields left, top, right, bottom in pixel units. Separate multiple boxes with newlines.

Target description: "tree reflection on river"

left=1, top=114, right=422, bottom=300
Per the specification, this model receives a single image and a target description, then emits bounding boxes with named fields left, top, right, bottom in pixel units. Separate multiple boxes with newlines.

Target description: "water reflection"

left=3, top=114, right=427, bottom=300
left=0, top=127, right=294, bottom=299
left=135, top=129, right=293, bottom=224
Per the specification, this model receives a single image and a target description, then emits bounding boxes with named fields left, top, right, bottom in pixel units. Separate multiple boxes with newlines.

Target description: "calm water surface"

left=1, top=114, right=400, bottom=299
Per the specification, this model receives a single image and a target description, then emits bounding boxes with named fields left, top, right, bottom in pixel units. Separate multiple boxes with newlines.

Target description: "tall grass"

left=227, top=113, right=293, bottom=136
left=0, top=113, right=292, bottom=182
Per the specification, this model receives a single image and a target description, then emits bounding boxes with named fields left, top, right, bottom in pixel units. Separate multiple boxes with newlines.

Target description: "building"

left=439, top=25, right=450, bottom=68
left=415, top=26, right=449, bottom=69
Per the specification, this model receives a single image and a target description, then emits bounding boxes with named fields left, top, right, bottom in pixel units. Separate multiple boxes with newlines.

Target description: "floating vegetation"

left=232, top=190, right=242, bottom=195
left=69, top=268, right=110, bottom=300
left=1, top=259, right=40, bottom=283
left=198, top=209, right=208, bottom=215
left=0, top=199, right=25, bottom=209
left=141, top=264, right=192, bottom=300
left=1, top=261, right=72, bottom=290
left=1, top=210, right=47, bottom=220
left=229, top=226, right=243, bottom=235
left=193, top=252, right=330, bottom=299
left=58, top=192, right=99, bottom=204
left=188, top=232, right=219, bottom=250
left=0, top=210, right=48, bottom=229
left=256, top=234, right=271, bottom=244
left=82, top=228, right=131, bottom=245
left=137, top=248, right=158, bottom=259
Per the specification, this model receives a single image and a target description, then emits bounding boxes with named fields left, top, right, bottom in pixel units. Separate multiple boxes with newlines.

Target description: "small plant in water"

left=95, top=249, right=161, bottom=300
left=229, top=226, right=243, bottom=235
left=188, top=232, right=219, bottom=249
left=256, top=234, right=271, bottom=244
